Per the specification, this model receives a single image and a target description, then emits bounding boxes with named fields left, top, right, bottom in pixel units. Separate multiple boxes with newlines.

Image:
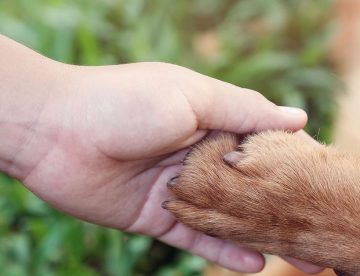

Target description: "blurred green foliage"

left=0, top=0, right=338, bottom=275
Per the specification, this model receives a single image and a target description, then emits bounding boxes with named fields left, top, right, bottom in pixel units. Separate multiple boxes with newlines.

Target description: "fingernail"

left=167, top=176, right=178, bottom=187
left=161, top=201, right=169, bottom=209
left=279, top=106, right=307, bottom=117
left=242, top=254, right=264, bottom=273
left=223, top=151, right=242, bottom=166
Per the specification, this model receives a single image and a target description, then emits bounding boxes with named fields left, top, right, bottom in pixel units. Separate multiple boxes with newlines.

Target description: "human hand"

left=0, top=39, right=319, bottom=274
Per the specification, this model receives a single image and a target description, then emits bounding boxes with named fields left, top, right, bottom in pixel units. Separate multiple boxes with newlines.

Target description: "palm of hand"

left=22, top=94, right=256, bottom=271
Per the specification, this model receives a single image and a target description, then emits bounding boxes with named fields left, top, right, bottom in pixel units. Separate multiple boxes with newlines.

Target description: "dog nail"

left=334, top=270, right=351, bottom=276
left=167, top=176, right=178, bottom=187
left=223, top=151, right=242, bottom=166
left=182, top=148, right=193, bottom=164
left=161, top=201, right=169, bottom=209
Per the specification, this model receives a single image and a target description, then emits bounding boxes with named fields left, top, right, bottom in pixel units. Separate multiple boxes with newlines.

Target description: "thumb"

left=184, top=75, right=307, bottom=134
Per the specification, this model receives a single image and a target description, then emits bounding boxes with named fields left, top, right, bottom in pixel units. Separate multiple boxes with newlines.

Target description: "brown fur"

left=163, top=131, right=360, bottom=276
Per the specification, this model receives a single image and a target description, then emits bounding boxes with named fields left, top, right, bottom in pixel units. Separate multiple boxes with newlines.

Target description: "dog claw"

left=334, top=270, right=354, bottom=276
left=161, top=201, right=170, bottom=209
left=223, top=151, right=242, bottom=166
left=167, top=176, right=178, bottom=187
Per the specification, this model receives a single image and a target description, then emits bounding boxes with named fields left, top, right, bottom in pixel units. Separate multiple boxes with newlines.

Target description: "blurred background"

left=0, top=0, right=341, bottom=275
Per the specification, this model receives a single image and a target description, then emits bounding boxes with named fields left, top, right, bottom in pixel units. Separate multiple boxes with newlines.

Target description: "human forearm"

left=0, top=35, right=69, bottom=178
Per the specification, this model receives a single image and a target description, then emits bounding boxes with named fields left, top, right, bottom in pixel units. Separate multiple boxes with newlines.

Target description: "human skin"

left=0, top=35, right=320, bottom=273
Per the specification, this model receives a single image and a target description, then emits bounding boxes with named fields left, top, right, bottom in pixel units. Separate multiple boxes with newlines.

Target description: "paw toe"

left=168, top=133, right=239, bottom=208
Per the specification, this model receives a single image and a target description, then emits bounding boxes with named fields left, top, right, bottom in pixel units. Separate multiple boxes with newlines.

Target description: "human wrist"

left=0, top=35, right=71, bottom=178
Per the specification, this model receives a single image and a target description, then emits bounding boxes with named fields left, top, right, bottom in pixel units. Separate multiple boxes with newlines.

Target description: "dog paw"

left=163, top=131, right=360, bottom=275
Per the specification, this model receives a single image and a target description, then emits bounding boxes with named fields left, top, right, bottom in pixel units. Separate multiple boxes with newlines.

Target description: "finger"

left=282, top=256, right=324, bottom=274
left=184, top=76, right=307, bottom=133
left=158, top=222, right=265, bottom=273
